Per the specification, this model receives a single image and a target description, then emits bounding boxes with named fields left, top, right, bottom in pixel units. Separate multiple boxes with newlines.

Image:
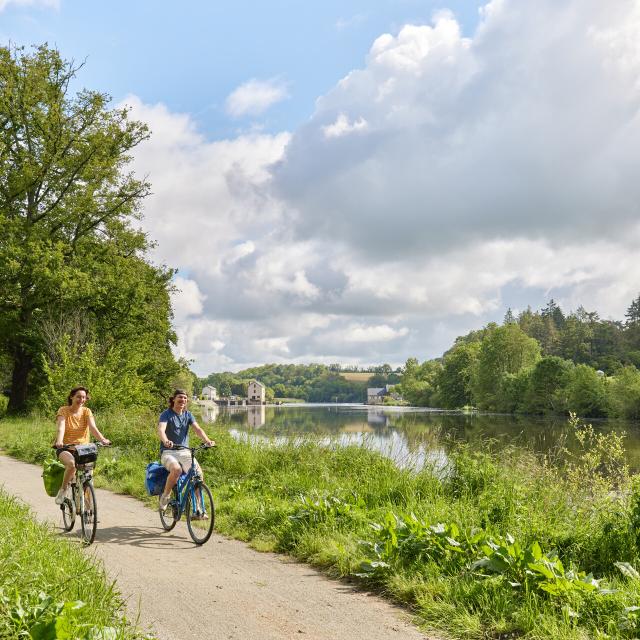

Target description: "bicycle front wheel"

left=159, top=489, right=179, bottom=531
left=186, top=483, right=215, bottom=545
left=80, top=482, right=97, bottom=544
left=61, top=496, right=75, bottom=531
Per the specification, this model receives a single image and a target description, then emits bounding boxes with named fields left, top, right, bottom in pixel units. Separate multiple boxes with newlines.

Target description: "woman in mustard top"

left=53, top=386, right=111, bottom=505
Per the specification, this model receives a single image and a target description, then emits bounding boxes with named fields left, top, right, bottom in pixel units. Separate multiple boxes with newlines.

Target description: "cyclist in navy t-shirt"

left=157, top=389, right=215, bottom=515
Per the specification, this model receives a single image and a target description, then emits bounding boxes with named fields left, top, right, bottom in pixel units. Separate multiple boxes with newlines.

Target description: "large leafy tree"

left=471, top=323, right=540, bottom=410
left=0, top=45, right=175, bottom=412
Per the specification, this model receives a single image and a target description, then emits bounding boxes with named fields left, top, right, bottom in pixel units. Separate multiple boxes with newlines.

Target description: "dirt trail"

left=0, top=454, right=432, bottom=640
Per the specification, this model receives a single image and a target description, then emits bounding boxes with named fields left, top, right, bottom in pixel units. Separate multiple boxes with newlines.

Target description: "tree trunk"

left=7, top=346, right=32, bottom=414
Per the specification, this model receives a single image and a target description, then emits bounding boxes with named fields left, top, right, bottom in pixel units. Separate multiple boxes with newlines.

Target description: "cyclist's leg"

left=159, top=452, right=183, bottom=510
left=55, top=450, right=76, bottom=503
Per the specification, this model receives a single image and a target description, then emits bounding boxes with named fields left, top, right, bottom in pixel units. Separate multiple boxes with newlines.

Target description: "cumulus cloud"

left=225, top=78, right=289, bottom=118
left=274, top=1, right=640, bottom=258
left=127, top=1, right=640, bottom=374
left=323, top=113, right=368, bottom=138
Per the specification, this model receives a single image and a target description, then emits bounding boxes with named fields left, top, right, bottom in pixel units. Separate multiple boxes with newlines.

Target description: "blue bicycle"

left=159, top=444, right=215, bottom=545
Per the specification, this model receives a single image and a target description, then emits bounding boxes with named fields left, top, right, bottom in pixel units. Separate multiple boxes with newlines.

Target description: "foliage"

left=470, top=323, right=540, bottom=411
left=0, top=489, right=141, bottom=639
left=566, top=365, right=609, bottom=418
left=199, top=363, right=368, bottom=403
left=436, top=342, right=480, bottom=409
left=0, top=44, right=178, bottom=413
left=396, top=297, right=640, bottom=418
left=5, top=411, right=640, bottom=638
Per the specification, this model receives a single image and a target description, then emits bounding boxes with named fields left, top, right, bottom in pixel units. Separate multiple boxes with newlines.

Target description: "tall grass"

left=0, top=488, right=145, bottom=639
left=3, top=409, right=640, bottom=637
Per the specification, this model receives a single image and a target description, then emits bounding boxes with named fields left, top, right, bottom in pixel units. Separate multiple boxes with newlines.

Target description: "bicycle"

left=158, top=444, right=215, bottom=545
left=55, top=442, right=108, bottom=544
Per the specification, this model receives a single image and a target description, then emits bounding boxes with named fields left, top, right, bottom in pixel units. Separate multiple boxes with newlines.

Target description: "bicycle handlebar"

left=169, top=443, right=216, bottom=452
left=53, top=442, right=111, bottom=450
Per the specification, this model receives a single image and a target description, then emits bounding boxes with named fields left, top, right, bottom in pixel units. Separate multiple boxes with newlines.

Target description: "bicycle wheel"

left=61, top=496, right=75, bottom=531
left=186, top=482, right=215, bottom=545
left=159, top=489, right=179, bottom=531
left=80, top=482, right=97, bottom=544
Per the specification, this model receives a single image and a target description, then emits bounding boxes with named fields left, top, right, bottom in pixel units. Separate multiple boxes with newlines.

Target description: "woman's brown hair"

left=67, top=386, right=89, bottom=405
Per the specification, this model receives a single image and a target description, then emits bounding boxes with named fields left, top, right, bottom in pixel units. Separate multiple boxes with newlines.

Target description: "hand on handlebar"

left=162, top=439, right=174, bottom=449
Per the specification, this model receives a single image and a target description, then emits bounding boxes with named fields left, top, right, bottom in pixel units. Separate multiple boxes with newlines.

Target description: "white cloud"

left=171, top=277, right=205, bottom=322
left=275, top=1, right=640, bottom=258
left=127, top=1, right=640, bottom=374
left=225, top=78, right=289, bottom=118
left=344, top=324, right=409, bottom=343
left=323, top=113, right=368, bottom=138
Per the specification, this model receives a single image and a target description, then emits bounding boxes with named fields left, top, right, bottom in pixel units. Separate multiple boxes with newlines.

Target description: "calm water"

left=199, top=403, right=640, bottom=471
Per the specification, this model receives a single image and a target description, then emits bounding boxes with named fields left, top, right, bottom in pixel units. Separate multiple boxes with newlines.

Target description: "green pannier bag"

left=42, top=458, right=65, bottom=497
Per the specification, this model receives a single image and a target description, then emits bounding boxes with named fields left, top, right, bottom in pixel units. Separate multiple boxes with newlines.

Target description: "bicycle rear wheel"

left=186, top=482, right=215, bottom=545
left=80, top=482, right=97, bottom=544
left=61, top=496, right=75, bottom=531
left=159, top=489, right=179, bottom=531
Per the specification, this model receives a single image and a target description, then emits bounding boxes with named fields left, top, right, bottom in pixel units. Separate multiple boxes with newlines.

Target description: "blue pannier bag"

left=145, top=461, right=168, bottom=496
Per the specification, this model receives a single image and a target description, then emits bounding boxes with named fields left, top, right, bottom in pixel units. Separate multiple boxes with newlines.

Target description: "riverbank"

left=2, top=410, right=640, bottom=638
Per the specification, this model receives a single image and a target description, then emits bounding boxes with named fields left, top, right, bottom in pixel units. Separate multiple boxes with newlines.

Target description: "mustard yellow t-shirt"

left=56, top=406, right=93, bottom=445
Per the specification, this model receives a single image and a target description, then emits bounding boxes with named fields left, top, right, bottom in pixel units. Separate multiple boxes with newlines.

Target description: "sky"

left=4, top=0, right=640, bottom=375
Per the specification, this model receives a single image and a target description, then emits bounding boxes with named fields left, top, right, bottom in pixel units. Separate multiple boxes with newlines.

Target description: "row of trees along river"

left=200, top=296, right=640, bottom=419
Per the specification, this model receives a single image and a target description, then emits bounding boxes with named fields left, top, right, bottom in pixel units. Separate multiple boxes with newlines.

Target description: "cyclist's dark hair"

left=67, top=386, right=89, bottom=405
left=169, top=389, right=189, bottom=408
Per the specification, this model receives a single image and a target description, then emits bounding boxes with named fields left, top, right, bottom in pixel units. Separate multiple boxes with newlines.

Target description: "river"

left=199, top=402, right=640, bottom=471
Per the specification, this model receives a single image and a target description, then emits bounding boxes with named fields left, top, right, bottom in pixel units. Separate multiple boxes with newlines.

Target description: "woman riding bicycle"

left=53, top=386, right=111, bottom=505
left=158, top=389, right=215, bottom=515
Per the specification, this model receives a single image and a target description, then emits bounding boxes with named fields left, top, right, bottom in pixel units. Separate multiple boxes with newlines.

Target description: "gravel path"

left=0, top=454, right=433, bottom=640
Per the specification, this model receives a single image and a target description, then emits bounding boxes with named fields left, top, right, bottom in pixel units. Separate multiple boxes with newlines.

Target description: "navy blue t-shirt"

left=159, top=409, right=195, bottom=454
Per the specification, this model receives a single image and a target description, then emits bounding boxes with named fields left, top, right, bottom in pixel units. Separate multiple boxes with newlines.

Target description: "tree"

left=626, top=294, right=640, bottom=326
left=437, top=342, right=480, bottom=408
left=471, top=323, right=540, bottom=410
left=0, top=45, right=171, bottom=412
left=609, top=366, right=640, bottom=420
left=523, top=356, right=573, bottom=414
left=565, top=365, right=608, bottom=418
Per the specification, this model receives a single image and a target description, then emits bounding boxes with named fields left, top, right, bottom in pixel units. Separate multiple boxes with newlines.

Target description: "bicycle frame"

left=55, top=443, right=106, bottom=544
left=171, top=445, right=207, bottom=518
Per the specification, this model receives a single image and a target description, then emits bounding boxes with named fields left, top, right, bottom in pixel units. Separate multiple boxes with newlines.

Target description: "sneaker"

left=159, top=493, right=171, bottom=512
left=192, top=511, right=209, bottom=520
left=54, top=486, right=67, bottom=505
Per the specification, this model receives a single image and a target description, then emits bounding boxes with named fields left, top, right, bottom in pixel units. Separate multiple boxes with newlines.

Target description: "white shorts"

left=160, top=449, right=202, bottom=476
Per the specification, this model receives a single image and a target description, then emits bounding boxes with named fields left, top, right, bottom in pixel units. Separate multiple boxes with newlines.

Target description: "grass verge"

left=0, top=487, right=146, bottom=639
left=2, top=409, right=640, bottom=638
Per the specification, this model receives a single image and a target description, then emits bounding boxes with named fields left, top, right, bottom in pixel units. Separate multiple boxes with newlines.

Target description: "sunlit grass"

left=2, top=410, right=640, bottom=638
left=0, top=489, right=145, bottom=639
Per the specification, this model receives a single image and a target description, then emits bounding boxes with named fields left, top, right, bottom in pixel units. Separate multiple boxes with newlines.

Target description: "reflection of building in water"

left=247, top=380, right=266, bottom=405
left=201, top=385, right=217, bottom=400
left=201, top=403, right=219, bottom=423
left=247, top=404, right=266, bottom=428
left=367, top=410, right=390, bottom=428
left=342, top=420, right=373, bottom=433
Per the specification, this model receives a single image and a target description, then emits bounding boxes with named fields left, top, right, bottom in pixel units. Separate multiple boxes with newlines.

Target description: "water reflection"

left=200, top=403, right=640, bottom=471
